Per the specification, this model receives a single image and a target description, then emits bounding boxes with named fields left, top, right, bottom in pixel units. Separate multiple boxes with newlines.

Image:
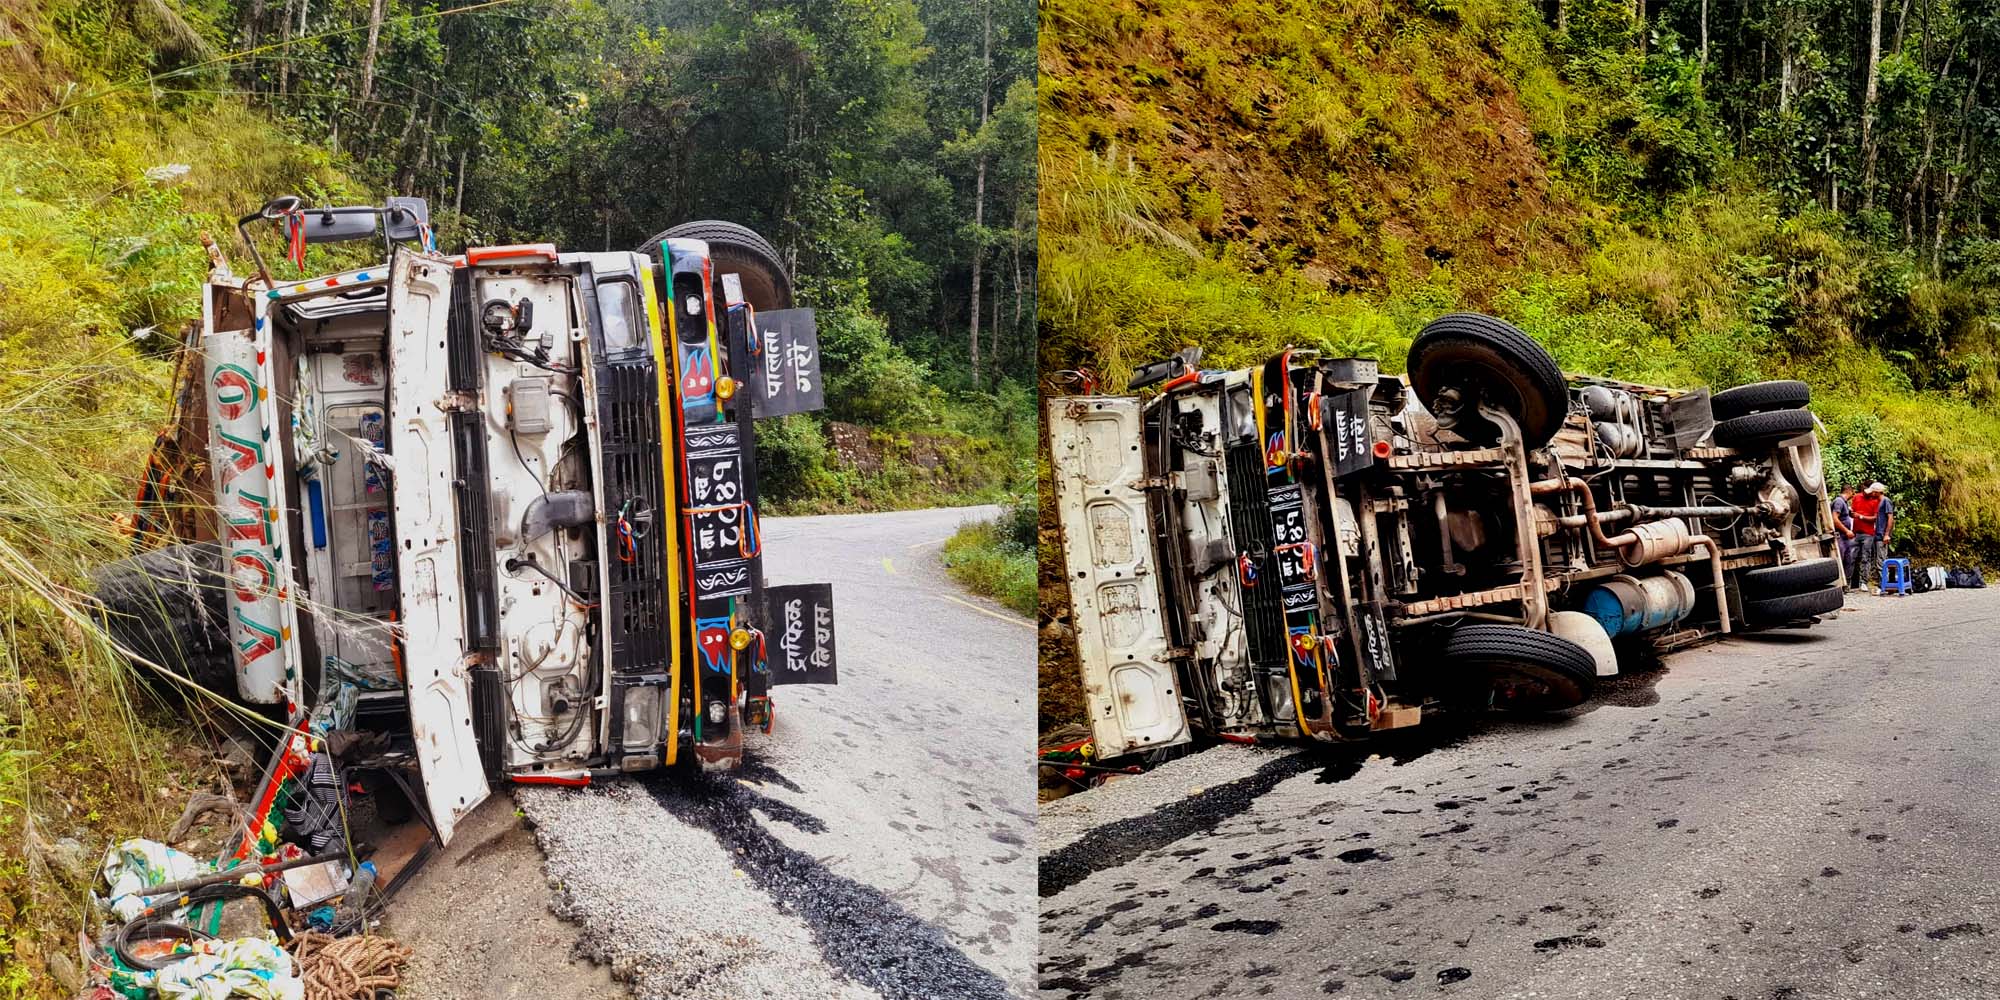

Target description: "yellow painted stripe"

left=936, top=593, right=1034, bottom=629
left=642, top=258, right=684, bottom=768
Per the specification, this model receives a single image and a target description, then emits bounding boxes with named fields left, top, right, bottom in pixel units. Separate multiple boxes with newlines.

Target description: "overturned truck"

left=100, top=197, right=839, bottom=848
left=1050, top=313, right=1838, bottom=759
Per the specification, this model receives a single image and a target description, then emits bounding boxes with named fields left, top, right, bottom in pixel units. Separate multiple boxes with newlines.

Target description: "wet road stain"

left=1337, top=848, right=1387, bottom=863
left=1212, top=919, right=1282, bottom=935
left=1533, top=934, right=1607, bottom=951
left=1926, top=922, right=1986, bottom=940
left=1038, top=751, right=1320, bottom=898
left=638, top=771, right=1010, bottom=1000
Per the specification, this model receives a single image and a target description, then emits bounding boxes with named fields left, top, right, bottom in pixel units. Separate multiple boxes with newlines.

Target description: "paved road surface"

left=1040, top=588, right=2000, bottom=1000
left=397, top=506, right=1035, bottom=1000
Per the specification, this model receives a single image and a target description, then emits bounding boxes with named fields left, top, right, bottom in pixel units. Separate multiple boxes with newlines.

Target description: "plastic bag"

left=96, top=839, right=209, bottom=923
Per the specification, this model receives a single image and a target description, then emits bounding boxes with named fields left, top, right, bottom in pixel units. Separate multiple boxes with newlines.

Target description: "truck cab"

left=107, top=197, right=837, bottom=846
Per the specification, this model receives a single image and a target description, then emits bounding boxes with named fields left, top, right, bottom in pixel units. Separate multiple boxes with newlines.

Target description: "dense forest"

left=1038, top=0, right=2000, bottom=727
left=0, top=0, right=1029, bottom=993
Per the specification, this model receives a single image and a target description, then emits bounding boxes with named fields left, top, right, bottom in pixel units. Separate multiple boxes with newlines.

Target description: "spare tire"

left=1713, top=408, right=1816, bottom=450
left=1408, top=313, right=1569, bottom=450
left=92, top=542, right=237, bottom=699
left=1742, top=581, right=1846, bottom=623
left=1711, top=380, right=1810, bottom=421
left=1739, top=557, right=1842, bottom=597
left=1445, top=623, right=1596, bottom=711
left=638, top=220, right=793, bottom=313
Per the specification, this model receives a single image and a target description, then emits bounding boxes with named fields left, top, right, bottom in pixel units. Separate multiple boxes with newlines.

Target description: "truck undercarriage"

left=1051, top=313, right=1838, bottom=758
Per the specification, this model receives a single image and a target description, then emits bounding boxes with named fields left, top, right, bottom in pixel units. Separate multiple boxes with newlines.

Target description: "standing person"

left=1831, top=483, right=1859, bottom=589
left=1850, top=481, right=1890, bottom=594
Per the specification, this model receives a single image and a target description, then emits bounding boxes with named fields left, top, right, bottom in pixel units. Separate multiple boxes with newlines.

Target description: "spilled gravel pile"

left=638, top=771, right=1015, bottom=1000
left=517, top=780, right=881, bottom=1000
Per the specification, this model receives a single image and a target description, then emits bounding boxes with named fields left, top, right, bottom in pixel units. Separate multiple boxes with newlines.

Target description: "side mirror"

left=385, top=197, right=431, bottom=242
left=302, top=208, right=378, bottom=244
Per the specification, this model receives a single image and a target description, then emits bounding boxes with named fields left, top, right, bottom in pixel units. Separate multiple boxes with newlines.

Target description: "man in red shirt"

left=1850, top=482, right=1894, bottom=594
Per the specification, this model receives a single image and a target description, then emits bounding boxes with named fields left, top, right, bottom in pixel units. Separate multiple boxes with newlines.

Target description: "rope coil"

left=288, top=931, right=412, bottom=1000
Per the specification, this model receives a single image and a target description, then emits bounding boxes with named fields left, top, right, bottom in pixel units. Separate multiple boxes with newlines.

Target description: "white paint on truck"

left=1047, top=395, right=1190, bottom=758
left=386, top=249, right=490, bottom=843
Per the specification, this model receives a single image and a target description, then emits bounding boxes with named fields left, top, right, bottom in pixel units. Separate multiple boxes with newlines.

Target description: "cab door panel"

left=1048, top=396, right=1190, bottom=758
left=386, top=250, right=489, bottom=842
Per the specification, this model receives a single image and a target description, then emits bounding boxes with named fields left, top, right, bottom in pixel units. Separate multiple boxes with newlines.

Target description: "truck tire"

left=92, top=542, right=237, bottom=698
left=1445, top=623, right=1596, bottom=711
left=1408, top=313, right=1569, bottom=451
left=1742, top=581, right=1846, bottom=623
left=1710, top=380, right=1810, bottom=421
left=638, top=221, right=794, bottom=313
left=1739, top=557, right=1841, bottom=597
left=1712, top=407, right=1816, bottom=450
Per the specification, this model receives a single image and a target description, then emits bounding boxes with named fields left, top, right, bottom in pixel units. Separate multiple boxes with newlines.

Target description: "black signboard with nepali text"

left=764, top=583, right=837, bottom=685
left=748, top=308, right=825, bottom=420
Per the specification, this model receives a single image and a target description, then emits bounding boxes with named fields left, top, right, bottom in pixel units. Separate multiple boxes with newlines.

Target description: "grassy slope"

left=1036, top=0, right=2000, bottom=729
left=942, top=517, right=1036, bottom=617
left=0, top=2, right=367, bottom=992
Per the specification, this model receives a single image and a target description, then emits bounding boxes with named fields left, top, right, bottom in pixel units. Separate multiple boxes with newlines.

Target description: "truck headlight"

left=623, top=687, right=665, bottom=748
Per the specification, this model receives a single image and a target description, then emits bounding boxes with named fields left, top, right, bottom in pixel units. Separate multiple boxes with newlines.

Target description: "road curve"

left=1039, top=588, right=2000, bottom=1000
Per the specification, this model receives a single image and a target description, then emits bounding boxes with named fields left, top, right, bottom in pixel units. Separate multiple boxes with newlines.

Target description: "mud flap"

left=1047, top=396, right=1190, bottom=758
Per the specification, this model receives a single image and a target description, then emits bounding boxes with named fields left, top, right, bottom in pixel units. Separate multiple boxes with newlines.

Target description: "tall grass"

left=0, top=3, right=364, bottom=990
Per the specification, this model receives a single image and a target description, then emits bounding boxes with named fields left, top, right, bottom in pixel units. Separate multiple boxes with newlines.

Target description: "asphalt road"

left=429, top=505, right=1036, bottom=1000
left=1039, top=588, right=2000, bottom=1000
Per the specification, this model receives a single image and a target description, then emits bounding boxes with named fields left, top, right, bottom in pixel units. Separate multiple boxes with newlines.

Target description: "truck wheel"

left=1742, top=581, right=1846, bottom=623
left=92, top=542, right=237, bottom=699
left=639, top=221, right=794, bottom=312
left=1710, top=380, right=1810, bottom=421
left=1408, top=313, right=1568, bottom=450
left=1445, top=624, right=1596, bottom=711
left=1739, top=557, right=1841, bottom=597
left=1712, top=408, right=1815, bottom=450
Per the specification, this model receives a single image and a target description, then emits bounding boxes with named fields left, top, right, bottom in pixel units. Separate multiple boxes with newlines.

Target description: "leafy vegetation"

left=941, top=497, right=1037, bottom=616
left=1040, top=0, right=2000, bottom=567
left=0, top=0, right=1033, bottom=992
left=1038, top=0, right=2000, bottom=730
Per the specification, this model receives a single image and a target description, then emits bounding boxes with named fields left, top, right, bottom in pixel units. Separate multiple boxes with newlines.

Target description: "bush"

left=941, top=519, right=1036, bottom=616
left=816, top=304, right=943, bottom=430
left=1000, top=493, right=1038, bottom=552
left=754, top=414, right=831, bottom=502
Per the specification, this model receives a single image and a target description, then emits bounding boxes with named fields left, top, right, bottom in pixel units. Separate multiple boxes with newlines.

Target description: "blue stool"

left=1881, top=557, right=1912, bottom=595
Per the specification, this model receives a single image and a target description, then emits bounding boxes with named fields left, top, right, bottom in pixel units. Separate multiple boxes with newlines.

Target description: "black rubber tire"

left=1712, top=407, right=1816, bottom=450
left=1742, top=581, right=1846, bottom=623
left=1711, top=380, right=1811, bottom=421
left=1445, top=623, right=1597, bottom=711
left=1739, top=557, right=1842, bottom=597
left=1408, top=313, right=1569, bottom=450
left=92, top=542, right=237, bottom=698
left=638, top=220, right=794, bottom=313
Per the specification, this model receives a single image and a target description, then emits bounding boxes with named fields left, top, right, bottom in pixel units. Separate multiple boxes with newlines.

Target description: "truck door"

left=385, top=249, right=490, bottom=842
left=1047, top=396, right=1190, bottom=758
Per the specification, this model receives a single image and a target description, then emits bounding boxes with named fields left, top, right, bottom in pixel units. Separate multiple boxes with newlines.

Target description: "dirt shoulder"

left=386, top=794, right=623, bottom=1000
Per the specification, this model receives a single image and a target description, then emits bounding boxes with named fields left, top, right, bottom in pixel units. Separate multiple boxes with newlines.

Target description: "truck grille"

left=581, top=271, right=672, bottom=757
left=1225, top=442, right=1287, bottom=674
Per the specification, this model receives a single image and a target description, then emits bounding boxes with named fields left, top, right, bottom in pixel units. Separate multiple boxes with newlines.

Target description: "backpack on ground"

left=1911, top=564, right=1936, bottom=593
